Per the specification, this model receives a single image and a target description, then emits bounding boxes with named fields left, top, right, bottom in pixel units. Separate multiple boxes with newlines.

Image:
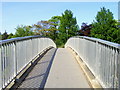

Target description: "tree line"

left=0, top=7, right=120, bottom=47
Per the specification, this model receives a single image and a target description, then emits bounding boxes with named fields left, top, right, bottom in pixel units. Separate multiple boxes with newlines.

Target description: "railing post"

left=0, top=45, right=2, bottom=89
left=117, top=47, right=120, bottom=90
left=95, top=41, right=99, bottom=79
left=114, top=49, right=119, bottom=88
left=118, top=50, right=120, bottom=89
left=13, top=41, right=17, bottom=76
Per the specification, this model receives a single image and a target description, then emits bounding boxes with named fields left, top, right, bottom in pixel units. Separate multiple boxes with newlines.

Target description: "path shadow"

left=39, top=48, right=57, bottom=88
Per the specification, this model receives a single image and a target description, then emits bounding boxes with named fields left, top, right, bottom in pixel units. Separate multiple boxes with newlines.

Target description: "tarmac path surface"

left=18, top=48, right=90, bottom=88
left=45, top=48, right=90, bottom=88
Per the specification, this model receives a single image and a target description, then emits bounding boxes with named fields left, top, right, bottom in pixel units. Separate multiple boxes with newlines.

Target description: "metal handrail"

left=0, top=35, right=47, bottom=44
left=70, top=36, right=120, bottom=49
left=65, top=36, right=120, bottom=88
left=0, top=35, right=56, bottom=89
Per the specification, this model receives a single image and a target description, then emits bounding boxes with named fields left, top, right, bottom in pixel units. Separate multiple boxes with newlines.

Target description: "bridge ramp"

left=18, top=48, right=90, bottom=88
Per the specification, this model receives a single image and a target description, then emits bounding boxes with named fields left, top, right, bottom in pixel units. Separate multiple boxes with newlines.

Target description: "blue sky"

left=2, top=2, right=118, bottom=34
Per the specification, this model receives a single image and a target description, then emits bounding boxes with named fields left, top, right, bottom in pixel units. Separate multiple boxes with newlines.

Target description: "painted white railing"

left=65, top=36, right=120, bottom=88
left=0, top=36, right=56, bottom=89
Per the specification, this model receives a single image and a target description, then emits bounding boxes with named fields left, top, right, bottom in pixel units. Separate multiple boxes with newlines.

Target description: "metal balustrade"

left=65, top=36, right=120, bottom=88
left=0, top=36, right=56, bottom=89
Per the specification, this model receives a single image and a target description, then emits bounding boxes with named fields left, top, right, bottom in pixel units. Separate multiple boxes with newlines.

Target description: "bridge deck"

left=45, top=48, right=90, bottom=88
left=18, top=48, right=90, bottom=88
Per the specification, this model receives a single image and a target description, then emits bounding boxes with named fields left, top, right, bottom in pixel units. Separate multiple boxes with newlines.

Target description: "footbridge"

left=0, top=36, right=120, bottom=89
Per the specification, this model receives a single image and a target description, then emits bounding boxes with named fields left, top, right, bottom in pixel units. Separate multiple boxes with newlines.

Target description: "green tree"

left=48, top=16, right=61, bottom=29
left=116, top=20, right=120, bottom=44
left=2, top=31, right=9, bottom=40
left=48, top=16, right=61, bottom=41
left=0, top=32, right=2, bottom=40
left=58, top=9, right=79, bottom=44
left=24, top=26, right=34, bottom=36
left=7, top=33, right=14, bottom=39
left=33, top=16, right=61, bottom=41
left=33, top=20, right=50, bottom=36
left=15, top=25, right=34, bottom=37
left=90, top=7, right=120, bottom=44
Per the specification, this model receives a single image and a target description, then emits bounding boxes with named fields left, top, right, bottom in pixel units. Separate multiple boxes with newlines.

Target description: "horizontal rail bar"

left=71, top=36, right=120, bottom=49
left=0, top=35, right=47, bottom=44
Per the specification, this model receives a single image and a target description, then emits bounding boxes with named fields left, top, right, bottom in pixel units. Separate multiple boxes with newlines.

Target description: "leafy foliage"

left=1, top=31, right=9, bottom=40
left=7, top=33, right=14, bottom=39
left=79, top=22, right=92, bottom=36
left=90, top=7, right=120, bottom=44
left=0, top=32, right=2, bottom=40
left=58, top=10, right=79, bottom=45
left=15, top=25, right=34, bottom=37
left=33, top=16, right=62, bottom=47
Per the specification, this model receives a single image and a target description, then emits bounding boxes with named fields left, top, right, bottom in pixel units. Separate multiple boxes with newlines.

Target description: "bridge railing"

left=0, top=36, right=56, bottom=89
left=65, top=36, right=120, bottom=88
